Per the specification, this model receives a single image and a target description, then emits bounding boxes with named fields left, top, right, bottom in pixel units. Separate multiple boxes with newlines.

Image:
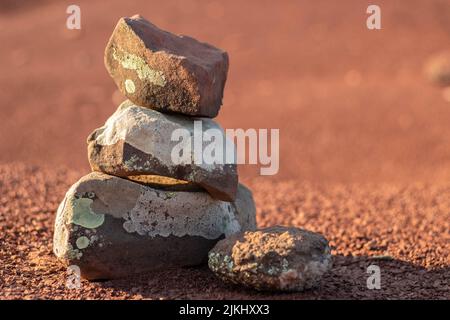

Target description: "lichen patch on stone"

left=92, top=103, right=229, bottom=173
left=65, top=244, right=83, bottom=260
left=122, top=188, right=241, bottom=239
left=70, top=198, right=105, bottom=229
left=112, top=47, right=166, bottom=87
left=76, top=236, right=90, bottom=249
left=125, top=79, right=136, bottom=93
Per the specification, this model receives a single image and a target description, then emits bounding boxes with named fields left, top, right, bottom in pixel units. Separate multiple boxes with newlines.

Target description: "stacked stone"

left=53, top=15, right=256, bottom=280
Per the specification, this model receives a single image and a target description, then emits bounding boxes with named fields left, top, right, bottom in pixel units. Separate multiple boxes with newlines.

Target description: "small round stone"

left=208, top=226, right=332, bottom=291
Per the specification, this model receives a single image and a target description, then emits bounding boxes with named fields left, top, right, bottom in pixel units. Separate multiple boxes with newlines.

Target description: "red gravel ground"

left=1, top=0, right=450, bottom=299
left=1, top=164, right=449, bottom=299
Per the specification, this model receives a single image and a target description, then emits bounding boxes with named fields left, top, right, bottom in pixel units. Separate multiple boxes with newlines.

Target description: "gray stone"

left=105, top=15, right=229, bottom=117
left=208, top=226, right=332, bottom=291
left=53, top=172, right=256, bottom=280
left=87, top=101, right=238, bottom=202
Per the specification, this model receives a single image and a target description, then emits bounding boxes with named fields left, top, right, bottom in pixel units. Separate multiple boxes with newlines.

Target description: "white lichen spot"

left=76, top=236, right=90, bottom=249
left=267, top=266, right=279, bottom=276
left=125, top=79, right=136, bottom=93
left=66, top=244, right=83, bottom=260
left=86, top=192, right=96, bottom=199
left=165, top=192, right=176, bottom=200
left=90, top=235, right=98, bottom=243
left=123, top=220, right=136, bottom=233
left=124, top=154, right=141, bottom=170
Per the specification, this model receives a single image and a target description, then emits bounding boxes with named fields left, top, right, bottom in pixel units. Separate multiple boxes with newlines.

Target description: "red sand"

left=0, top=0, right=449, bottom=299
left=0, top=164, right=448, bottom=299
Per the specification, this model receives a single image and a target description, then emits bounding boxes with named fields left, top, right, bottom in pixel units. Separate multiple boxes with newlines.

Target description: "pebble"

left=208, top=225, right=332, bottom=291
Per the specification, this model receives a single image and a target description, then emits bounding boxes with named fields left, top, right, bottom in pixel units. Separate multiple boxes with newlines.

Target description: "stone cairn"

left=54, top=15, right=256, bottom=280
left=54, top=15, right=332, bottom=291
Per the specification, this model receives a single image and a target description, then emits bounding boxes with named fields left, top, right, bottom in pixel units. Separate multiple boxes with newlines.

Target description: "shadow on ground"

left=95, top=255, right=449, bottom=299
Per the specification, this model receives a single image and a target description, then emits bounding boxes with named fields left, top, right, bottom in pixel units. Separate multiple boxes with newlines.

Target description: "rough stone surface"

left=105, top=15, right=229, bottom=117
left=208, top=226, right=332, bottom=291
left=87, top=101, right=238, bottom=202
left=53, top=172, right=256, bottom=280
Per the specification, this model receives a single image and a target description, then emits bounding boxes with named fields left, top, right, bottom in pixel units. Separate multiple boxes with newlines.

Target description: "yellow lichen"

left=112, top=48, right=166, bottom=87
